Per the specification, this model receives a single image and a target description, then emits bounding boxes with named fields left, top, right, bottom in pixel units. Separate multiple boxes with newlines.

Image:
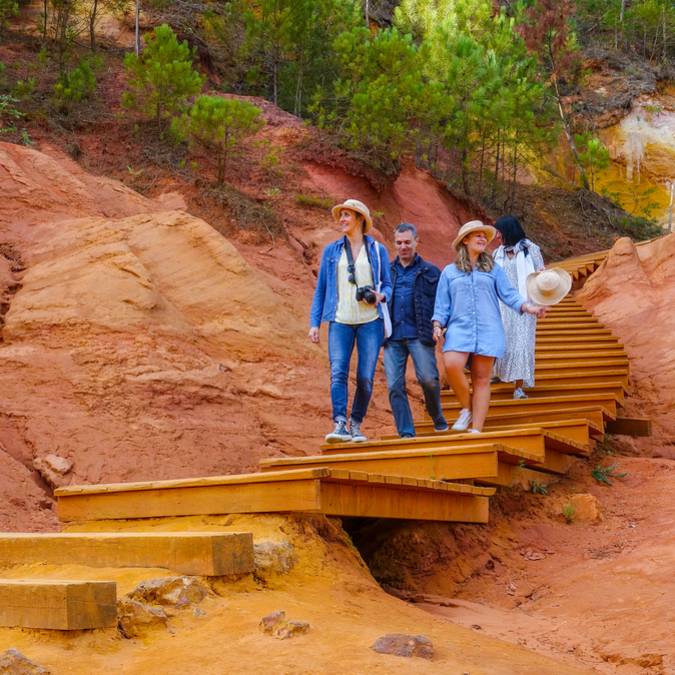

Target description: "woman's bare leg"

left=470, top=355, right=496, bottom=431
left=442, top=351, right=471, bottom=409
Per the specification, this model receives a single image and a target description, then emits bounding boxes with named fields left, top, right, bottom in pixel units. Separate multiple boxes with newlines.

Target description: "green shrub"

left=53, top=60, right=96, bottom=109
left=530, top=480, right=548, bottom=495
left=295, top=194, right=333, bottom=210
left=591, top=464, right=628, bottom=486
left=562, top=503, right=576, bottom=523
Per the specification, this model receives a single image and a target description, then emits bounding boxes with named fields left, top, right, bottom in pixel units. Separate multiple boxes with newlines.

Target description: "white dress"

left=494, top=243, right=544, bottom=387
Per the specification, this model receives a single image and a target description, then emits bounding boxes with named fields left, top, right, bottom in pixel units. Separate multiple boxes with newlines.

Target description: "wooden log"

left=0, top=532, right=254, bottom=577
left=0, top=580, right=117, bottom=630
left=605, top=417, right=652, bottom=437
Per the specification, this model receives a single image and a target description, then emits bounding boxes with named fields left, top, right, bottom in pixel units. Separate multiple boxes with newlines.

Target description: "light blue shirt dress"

left=432, top=263, right=525, bottom=358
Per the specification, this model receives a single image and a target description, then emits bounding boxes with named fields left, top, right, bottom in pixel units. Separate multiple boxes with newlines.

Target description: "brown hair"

left=455, top=243, right=494, bottom=273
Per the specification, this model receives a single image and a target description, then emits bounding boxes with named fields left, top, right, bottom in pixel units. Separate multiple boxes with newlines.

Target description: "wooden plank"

left=535, top=349, right=626, bottom=359
left=319, top=429, right=548, bottom=457
left=605, top=417, right=652, bottom=437
left=536, top=335, right=621, bottom=344
left=534, top=359, right=629, bottom=371
left=0, top=532, right=254, bottom=577
left=442, top=393, right=619, bottom=418
left=319, top=482, right=490, bottom=523
left=478, top=406, right=610, bottom=433
left=0, top=580, right=117, bottom=630
left=263, top=450, right=500, bottom=482
left=57, top=479, right=323, bottom=522
left=56, top=467, right=331, bottom=497
left=414, top=419, right=593, bottom=447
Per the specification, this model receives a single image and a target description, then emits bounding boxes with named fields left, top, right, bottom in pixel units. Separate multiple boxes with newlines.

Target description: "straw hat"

left=452, top=220, right=497, bottom=250
left=331, top=199, right=373, bottom=233
left=526, top=268, right=572, bottom=306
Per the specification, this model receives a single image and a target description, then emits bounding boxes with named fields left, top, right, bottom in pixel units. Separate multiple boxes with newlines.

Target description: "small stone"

left=0, top=648, right=50, bottom=674
left=371, top=634, right=434, bottom=660
left=259, top=611, right=310, bottom=639
left=567, top=493, right=603, bottom=522
left=32, top=454, right=73, bottom=489
left=254, top=540, right=296, bottom=577
left=117, top=598, right=168, bottom=639
left=128, top=576, right=209, bottom=609
left=274, top=621, right=310, bottom=639
left=193, top=607, right=206, bottom=618
left=259, top=610, right=286, bottom=634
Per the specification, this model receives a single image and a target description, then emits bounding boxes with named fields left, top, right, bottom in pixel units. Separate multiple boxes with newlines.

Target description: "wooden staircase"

left=0, top=248, right=651, bottom=631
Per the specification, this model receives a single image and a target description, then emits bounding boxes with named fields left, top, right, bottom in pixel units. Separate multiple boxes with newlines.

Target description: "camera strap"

left=343, top=236, right=372, bottom=287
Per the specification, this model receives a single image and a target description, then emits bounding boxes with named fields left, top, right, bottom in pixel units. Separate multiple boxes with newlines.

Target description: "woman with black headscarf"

left=492, top=216, right=545, bottom=399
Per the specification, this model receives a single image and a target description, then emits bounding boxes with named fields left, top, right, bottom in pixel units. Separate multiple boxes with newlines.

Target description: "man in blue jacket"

left=384, top=223, right=448, bottom=437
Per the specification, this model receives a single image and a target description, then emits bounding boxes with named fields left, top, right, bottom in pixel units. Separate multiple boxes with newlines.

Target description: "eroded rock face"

left=577, top=234, right=675, bottom=451
left=32, top=454, right=73, bottom=490
left=0, top=648, right=50, bottom=674
left=370, top=634, right=434, bottom=660
left=254, top=539, right=296, bottom=578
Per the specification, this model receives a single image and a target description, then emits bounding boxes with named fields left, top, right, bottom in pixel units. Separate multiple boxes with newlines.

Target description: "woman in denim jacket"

left=309, top=199, right=392, bottom=443
left=432, top=221, right=545, bottom=434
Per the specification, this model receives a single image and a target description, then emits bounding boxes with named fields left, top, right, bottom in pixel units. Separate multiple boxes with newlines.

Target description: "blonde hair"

left=455, top=244, right=494, bottom=273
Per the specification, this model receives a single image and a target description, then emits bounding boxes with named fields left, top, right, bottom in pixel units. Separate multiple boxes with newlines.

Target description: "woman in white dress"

left=492, top=216, right=545, bottom=399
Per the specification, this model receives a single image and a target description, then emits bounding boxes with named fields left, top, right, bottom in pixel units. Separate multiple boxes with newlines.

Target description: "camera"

left=356, top=285, right=377, bottom=304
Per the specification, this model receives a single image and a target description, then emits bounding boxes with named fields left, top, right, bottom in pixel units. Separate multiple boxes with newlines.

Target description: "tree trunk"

left=552, top=73, right=590, bottom=190
left=42, top=0, right=48, bottom=42
left=135, top=0, right=141, bottom=56
left=364, top=0, right=369, bottom=26
left=90, top=0, right=98, bottom=51
left=491, top=128, right=500, bottom=203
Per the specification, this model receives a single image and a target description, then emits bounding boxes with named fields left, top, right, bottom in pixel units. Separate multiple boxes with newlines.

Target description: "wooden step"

left=534, top=359, right=629, bottom=372
left=534, top=350, right=627, bottom=361
left=536, top=328, right=614, bottom=336
left=0, top=532, right=254, bottom=577
left=56, top=468, right=495, bottom=524
left=440, top=393, right=620, bottom=419
left=535, top=343, right=625, bottom=353
left=0, top=580, right=117, bottom=630
left=445, top=381, right=626, bottom=402
left=264, top=437, right=574, bottom=487
left=536, top=335, right=621, bottom=345
left=320, top=427, right=588, bottom=457
left=412, top=418, right=595, bottom=448
left=525, top=370, right=628, bottom=386
left=468, top=406, right=609, bottom=435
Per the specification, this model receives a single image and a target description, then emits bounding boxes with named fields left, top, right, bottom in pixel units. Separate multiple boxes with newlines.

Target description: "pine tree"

left=122, top=24, right=204, bottom=132
left=172, top=95, right=263, bottom=184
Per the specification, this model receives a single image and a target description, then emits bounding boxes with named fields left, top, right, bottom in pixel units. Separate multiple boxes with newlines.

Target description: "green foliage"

left=576, top=0, right=675, bottom=62
left=530, top=480, right=548, bottom=495
left=311, top=26, right=424, bottom=175
left=122, top=24, right=204, bottom=131
left=576, top=133, right=610, bottom=191
left=296, top=193, right=333, bottom=209
left=0, top=0, right=18, bottom=35
left=562, top=503, right=576, bottom=523
left=172, top=95, right=263, bottom=184
left=591, top=463, right=628, bottom=485
left=53, top=59, right=97, bottom=110
left=0, top=93, right=22, bottom=133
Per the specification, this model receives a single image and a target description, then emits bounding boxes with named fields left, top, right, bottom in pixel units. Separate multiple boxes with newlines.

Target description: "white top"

left=335, top=247, right=378, bottom=324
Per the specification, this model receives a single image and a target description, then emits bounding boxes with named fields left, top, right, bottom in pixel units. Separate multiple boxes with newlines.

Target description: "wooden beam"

left=57, top=469, right=494, bottom=524
left=0, top=532, right=254, bottom=576
left=605, top=417, right=652, bottom=437
left=0, top=580, right=117, bottom=630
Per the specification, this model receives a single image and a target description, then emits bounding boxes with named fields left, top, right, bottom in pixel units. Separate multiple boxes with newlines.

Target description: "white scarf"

left=493, top=239, right=535, bottom=299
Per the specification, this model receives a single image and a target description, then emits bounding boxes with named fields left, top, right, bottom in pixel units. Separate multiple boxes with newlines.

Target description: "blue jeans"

left=328, top=319, right=384, bottom=423
left=383, top=339, right=446, bottom=437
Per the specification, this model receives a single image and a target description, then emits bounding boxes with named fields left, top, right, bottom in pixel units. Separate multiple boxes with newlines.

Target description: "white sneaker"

left=451, top=408, right=472, bottom=431
left=468, top=428, right=481, bottom=434
left=513, top=387, right=528, bottom=400
left=325, top=420, right=352, bottom=443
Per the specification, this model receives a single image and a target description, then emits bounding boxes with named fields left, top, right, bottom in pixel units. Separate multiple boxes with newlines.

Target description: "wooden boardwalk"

left=0, top=247, right=652, bottom=630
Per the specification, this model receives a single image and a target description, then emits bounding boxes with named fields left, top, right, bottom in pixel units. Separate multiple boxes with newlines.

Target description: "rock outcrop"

left=577, top=233, right=675, bottom=452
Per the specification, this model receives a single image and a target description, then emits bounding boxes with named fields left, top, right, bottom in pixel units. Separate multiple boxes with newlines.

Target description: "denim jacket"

left=388, top=255, right=440, bottom=346
left=309, top=236, right=392, bottom=327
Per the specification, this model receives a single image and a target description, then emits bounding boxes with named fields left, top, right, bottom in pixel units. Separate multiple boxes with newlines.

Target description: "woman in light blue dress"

left=432, top=221, right=545, bottom=433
